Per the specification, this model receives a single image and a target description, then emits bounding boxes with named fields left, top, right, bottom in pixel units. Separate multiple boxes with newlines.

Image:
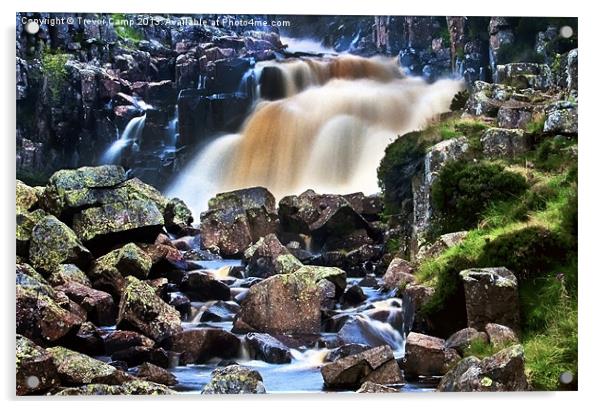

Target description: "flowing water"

left=167, top=55, right=463, bottom=216
left=101, top=114, right=146, bottom=164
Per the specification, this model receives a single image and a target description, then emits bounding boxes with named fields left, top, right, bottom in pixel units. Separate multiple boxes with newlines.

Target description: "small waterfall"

left=100, top=113, right=146, bottom=164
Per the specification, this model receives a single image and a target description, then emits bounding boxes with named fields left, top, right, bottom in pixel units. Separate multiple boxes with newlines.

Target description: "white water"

left=100, top=114, right=146, bottom=164
left=280, top=36, right=336, bottom=54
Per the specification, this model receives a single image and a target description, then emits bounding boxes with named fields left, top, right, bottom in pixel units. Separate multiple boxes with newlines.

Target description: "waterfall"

left=100, top=114, right=146, bottom=164
left=167, top=55, right=463, bottom=216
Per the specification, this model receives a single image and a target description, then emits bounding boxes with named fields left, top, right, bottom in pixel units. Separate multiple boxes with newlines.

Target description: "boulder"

left=496, top=63, right=552, bottom=90
left=485, top=323, right=519, bottom=348
left=16, top=208, right=46, bottom=256
left=169, top=328, right=241, bottom=364
left=28, top=215, right=92, bottom=273
left=343, top=192, right=384, bottom=222
left=16, top=285, right=84, bottom=343
left=460, top=267, right=520, bottom=332
left=48, top=264, right=91, bottom=287
left=403, top=285, right=435, bottom=310
left=103, top=330, right=155, bottom=355
left=403, top=332, right=461, bottom=379
left=132, top=362, right=177, bottom=386
left=47, top=346, right=133, bottom=385
left=382, top=258, right=415, bottom=290
left=110, top=346, right=170, bottom=368
left=445, top=327, right=489, bottom=355
left=117, top=276, right=182, bottom=342
left=16, top=335, right=59, bottom=395
left=497, top=105, right=533, bottom=130
left=543, top=101, right=578, bottom=135
left=164, top=197, right=193, bottom=234
left=465, top=81, right=512, bottom=117
left=480, top=127, right=529, bottom=159
left=55, top=380, right=174, bottom=395
left=197, top=300, right=240, bottom=322
left=416, top=231, right=468, bottom=261
left=245, top=332, right=292, bottom=364
left=65, top=322, right=105, bottom=356
left=337, top=317, right=404, bottom=350
left=342, top=285, right=367, bottom=306
left=16, top=179, right=40, bottom=212
left=72, top=199, right=164, bottom=244
left=321, top=345, right=403, bottom=389
left=356, top=381, right=398, bottom=393
left=325, top=344, right=371, bottom=362
left=202, top=365, right=266, bottom=394
left=243, top=234, right=302, bottom=278
left=438, top=344, right=528, bottom=391
left=56, top=281, right=116, bottom=326
left=180, top=271, right=231, bottom=301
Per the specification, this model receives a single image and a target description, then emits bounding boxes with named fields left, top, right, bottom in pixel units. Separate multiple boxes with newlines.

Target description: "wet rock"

left=117, top=276, right=182, bottom=342
left=103, top=330, right=155, bottom=355
left=169, top=293, right=191, bottom=319
left=48, top=264, right=91, bottom=287
left=72, top=199, right=164, bottom=244
left=16, top=285, right=84, bottom=343
left=445, top=328, right=489, bottom=355
left=202, top=365, right=266, bottom=394
left=337, top=316, right=403, bottom=349
left=170, top=328, right=241, bottom=365
left=356, top=381, right=398, bottom=393
left=56, top=282, right=116, bottom=326
left=481, top=127, right=529, bottom=159
left=318, top=279, right=337, bottom=310
left=55, top=380, right=174, bottom=395
left=344, top=244, right=383, bottom=276
left=460, top=267, right=520, bottom=332
left=16, top=335, right=59, bottom=395
left=181, top=271, right=231, bottom=301
left=543, top=101, right=578, bottom=135
left=64, top=322, right=105, bottom=356
left=343, top=193, right=384, bottom=222
left=342, top=285, right=367, bottom=306
left=485, top=323, right=518, bottom=348
left=325, top=343, right=371, bottom=362
left=111, top=346, right=170, bottom=368
left=245, top=332, right=292, bottom=364
left=164, top=197, right=193, bottom=234
left=404, top=332, right=461, bottom=379
left=416, top=231, right=468, bottom=261
left=132, top=362, right=177, bottom=386
left=139, top=242, right=186, bottom=271
left=198, top=300, right=240, bottom=322
left=232, top=270, right=322, bottom=335
left=243, top=234, right=302, bottom=278
left=16, top=208, right=46, bottom=257
left=321, top=345, right=403, bottom=389
left=404, top=285, right=435, bottom=310
left=358, top=275, right=379, bottom=288
left=47, top=346, right=133, bottom=385
left=438, top=344, right=528, bottom=391
left=28, top=215, right=92, bottom=273
left=382, top=258, right=415, bottom=290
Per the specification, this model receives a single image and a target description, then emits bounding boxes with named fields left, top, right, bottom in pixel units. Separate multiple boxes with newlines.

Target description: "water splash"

left=100, top=113, right=146, bottom=164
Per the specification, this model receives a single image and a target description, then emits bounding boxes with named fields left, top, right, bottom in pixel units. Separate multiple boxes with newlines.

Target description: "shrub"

left=432, top=161, right=529, bottom=233
left=533, top=137, right=577, bottom=171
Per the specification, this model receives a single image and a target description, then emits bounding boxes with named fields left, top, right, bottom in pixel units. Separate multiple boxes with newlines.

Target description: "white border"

left=2, top=1, right=599, bottom=408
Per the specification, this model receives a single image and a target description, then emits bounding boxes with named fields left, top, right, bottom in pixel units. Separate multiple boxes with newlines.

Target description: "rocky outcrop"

left=496, top=63, right=552, bottom=90
left=202, top=365, right=266, bottom=394
left=543, top=101, right=578, bottom=135
left=460, top=267, right=520, bottom=332
left=480, top=128, right=529, bottom=159
left=321, top=345, right=403, bottom=389
left=416, top=231, right=467, bottom=261
left=403, top=332, right=461, bottom=379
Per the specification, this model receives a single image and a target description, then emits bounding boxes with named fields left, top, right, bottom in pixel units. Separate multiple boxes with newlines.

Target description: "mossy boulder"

left=294, top=265, right=347, bottom=294
left=117, top=276, right=182, bottom=342
left=48, top=264, right=91, bottom=287
left=47, top=346, right=133, bottom=385
left=54, top=380, right=175, bottom=395
left=169, top=328, right=241, bottom=364
left=16, top=179, right=40, bottom=212
left=480, top=127, right=529, bottom=159
left=201, top=365, right=266, bottom=394
left=55, top=281, right=116, bottom=326
left=16, top=208, right=47, bottom=256
left=164, top=197, right=193, bottom=234
left=16, top=263, right=56, bottom=300
left=28, top=215, right=92, bottom=273
left=16, top=335, right=59, bottom=395
left=72, top=199, right=164, bottom=244
left=208, top=186, right=276, bottom=213
left=243, top=234, right=302, bottom=278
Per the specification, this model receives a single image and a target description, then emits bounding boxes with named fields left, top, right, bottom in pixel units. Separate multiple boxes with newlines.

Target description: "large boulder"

left=180, top=270, right=231, bottom=301
left=460, top=267, right=520, bottom=332
left=321, top=345, right=403, bottom=389
left=54, top=380, right=174, bottom=395
left=245, top=332, right=292, bottom=364
left=480, top=127, right=529, bottom=159
left=543, top=101, right=578, bottom=135
left=117, top=276, right=182, bottom=342
left=103, top=330, right=155, bottom=354
left=48, top=264, right=91, bottom=287
left=16, top=208, right=46, bottom=257
left=47, top=346, right=133, bottom=385
left=28, top=215, right=92, bottom=273
left=169, top=328, right=241, bottom=364
left=55, top=281, right=116, bottom=326
left=201, top=365, right=266, bottom=394
left=403, top=332, right=461, bottom=379
left=485, top=323, right=519, bottom=348
left=438, top=344, right=528, bottom=391
left=497, top=105, right=533, bottom=130
left=16, top=179, right=40, bottom=212
left=243, top=234, right=303, bottom=278
left=132, top=362, right=177, bottom=386
left=382, top=258, right=415, bottom=290
left=16, top=335, right=59, bottom=395
left=200, top=187, right=279, bottom=257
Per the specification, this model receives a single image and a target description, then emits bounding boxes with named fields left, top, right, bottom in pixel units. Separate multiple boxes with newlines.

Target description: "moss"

left=112, top=14, right=144, bottom=44
left=40, top=51, right=70, bottom=105
left=532, top=137, right=577, bottom=172
left=463, top=338, right=509, bottom=360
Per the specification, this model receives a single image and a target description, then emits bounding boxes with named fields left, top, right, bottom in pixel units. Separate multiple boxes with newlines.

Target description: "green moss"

left=41, top=51, right=70, bottom=105
left=112, top=14, right=143, bottom=44
left=463, top=337, right=509, bottom=360
left=525, top=113, right=546, bottom=135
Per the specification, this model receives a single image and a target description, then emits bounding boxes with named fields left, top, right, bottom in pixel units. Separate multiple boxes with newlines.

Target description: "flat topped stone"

left=460, top=267, right=518, bottom=287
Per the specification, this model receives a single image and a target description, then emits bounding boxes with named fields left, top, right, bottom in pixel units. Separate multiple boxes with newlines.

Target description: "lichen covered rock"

left=480, top=127, right=528, bottom=159
left=404, top=332, right=461, bottom=379
left=16, top=335, right=59, bottom=395
left=48, top=264, right=91, bottom=287
left=201, top=365, right=266, bottom=394
left=243, top=234, right=302, bottom=278
left=543, top=101, right=578, bottom=135
left=164, top=197, right=193, bottom=233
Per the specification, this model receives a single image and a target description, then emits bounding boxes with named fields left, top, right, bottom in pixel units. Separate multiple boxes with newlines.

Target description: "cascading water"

left=100, top=113, right=146, bottom=164
left=167, top=55, right=463, bottom=216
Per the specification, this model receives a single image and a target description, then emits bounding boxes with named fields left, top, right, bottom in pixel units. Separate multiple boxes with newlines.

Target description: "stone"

left=356, top=381, right=398, bottom=393
left=117, top=276, right=182, bottom=342
left=460, top=267, right=520, bottom=332
left=65, top=322, right=105, bottom=356
left=133, top=362, right=177, bottom=386
left=325, top=344, right=372, bottom=362
left=170, top=328, right=241, bottom=365
left=202, top=365, right=266, bottom=394
left=497, top=105, right=533, bottom=130
left=321, top=345, right=403, bottom=389
left=403, top=332, right=461, bottom=379
left=466, top=81, right=512, bottom=117
left=197, top=300, right=240, bottom=322
left=16, top=179, right=39, bottom=212
left=16, top=335, right=59, bottom=395
left=56, top=281, right=116, bottom=326
left=47, top=346, right=133, bottom=385
left=480, top=127, right=529, bottom=159
left=72, top=199, right=164, bottom=244
left=342, top=285, right=367, bottom=306
left=180, top=271, right=231, bottom=301
left=416, top=231, right=468, bottom=261
left=245, top=332, right=292, bottom=364
left=485, top=323, right=519, bottom=348
left=28, top=215, right=92, bottom=273
left=567, top=49, right=578, bottom=92
left=337, top=316, right=404, bottom=349
left=55, top=380, right=174, bottom=395
left=164, top=197, right=193, bottom=234
left=102, top=330, right=155, bottom=355
left=496, top=63, right=552, bottom=90
left=438, top=345, right=528, bottom=391
left=543, top=101, right=578, bottom=135
left=382, top=258, right=415, bottom=290
left=404, top=285, right=435, bottom=310
left=110, top=346, right=170, bottom=368
left=16, top=208, right=46, bottom=256
left=445, top=328, right=489, bottom=355
left=48, top=264, right=91, bottom=287
left=243, top=234, right=302, bottom=278
left=16, top=285, right=84, bottom=343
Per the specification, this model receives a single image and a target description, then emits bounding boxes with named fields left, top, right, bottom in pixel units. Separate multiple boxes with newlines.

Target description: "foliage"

left=41, top=51, right=70, bottom=105
left=533, top=137, right=577, bottom=171
left=112, top=14, right=143, bottom=44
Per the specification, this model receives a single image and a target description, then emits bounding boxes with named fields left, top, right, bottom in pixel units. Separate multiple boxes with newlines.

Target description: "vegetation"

left=112, top=13, right=144, bottom=44
left=40, top=51, right=70, bottom=105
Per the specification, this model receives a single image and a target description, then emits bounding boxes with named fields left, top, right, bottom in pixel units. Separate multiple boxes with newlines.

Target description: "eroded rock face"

left=169, top=328, right=240, bottom=364
left=245, top=332, right=292, bottom=364
left=382, top=258, right=415, bottom=290
left=16, top=335, right=59, bottom=395
left=202, top=365, right=266, bottom=394
left=403, top=332, right=461, bottom=379
left=321, top=345, right=403, bottom=389
left=480, top=127, right=529, bottom=159
left=438, top=344, right=528, bottom=391
left=117, top=276, right=182, bottom=342
left=543, top=101, right=578, bottom=135
left=460, top=267, right=520, bottom=332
